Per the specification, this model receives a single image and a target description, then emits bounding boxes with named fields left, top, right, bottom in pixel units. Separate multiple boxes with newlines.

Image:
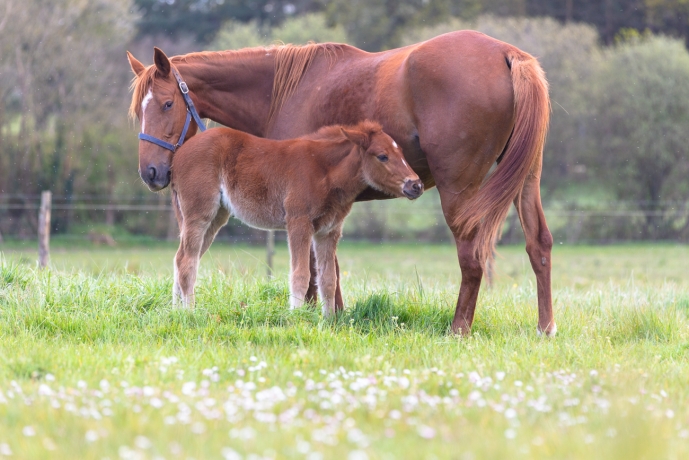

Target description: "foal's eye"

left=377, top=154, right=389, bottom=163
left=163, top=101, right=173, bottom=110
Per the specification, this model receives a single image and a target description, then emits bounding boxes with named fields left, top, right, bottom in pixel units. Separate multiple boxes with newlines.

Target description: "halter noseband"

left=138, top=68, right=207, bottom=152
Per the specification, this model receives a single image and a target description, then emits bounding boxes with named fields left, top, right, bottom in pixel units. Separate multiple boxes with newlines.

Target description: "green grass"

left=1, top=242, right=688, bottom=459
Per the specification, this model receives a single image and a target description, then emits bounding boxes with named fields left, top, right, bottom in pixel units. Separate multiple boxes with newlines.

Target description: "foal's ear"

left=340, top=128, right=370, bottom=150
left=127, top=51, right=146, bottom=77
left=153, top=47, right=171, bottom=77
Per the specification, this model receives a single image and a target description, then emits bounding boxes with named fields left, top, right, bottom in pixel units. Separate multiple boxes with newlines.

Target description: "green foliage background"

left=1, top=0, right=688, bottom=241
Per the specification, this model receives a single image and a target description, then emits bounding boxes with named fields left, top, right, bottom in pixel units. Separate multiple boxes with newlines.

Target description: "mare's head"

left=341, top=121, right=424, bottom=200
left=127, top=48, right=200, bottom=191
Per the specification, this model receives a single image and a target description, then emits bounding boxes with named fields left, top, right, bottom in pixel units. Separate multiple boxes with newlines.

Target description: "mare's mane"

left=303, top=120, right=383, bottom=144
left=129, top=43, right=346, bottom=123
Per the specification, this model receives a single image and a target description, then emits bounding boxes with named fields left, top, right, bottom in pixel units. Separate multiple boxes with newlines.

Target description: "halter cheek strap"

left=138, top=68, right=207, bottom=152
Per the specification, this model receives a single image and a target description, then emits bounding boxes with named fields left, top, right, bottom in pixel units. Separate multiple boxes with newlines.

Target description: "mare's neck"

left=174, top=50, right=275, bottom=137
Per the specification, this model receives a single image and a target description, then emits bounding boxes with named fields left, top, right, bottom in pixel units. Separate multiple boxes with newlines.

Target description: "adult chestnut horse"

left=127, top=31, right=555, bottom=336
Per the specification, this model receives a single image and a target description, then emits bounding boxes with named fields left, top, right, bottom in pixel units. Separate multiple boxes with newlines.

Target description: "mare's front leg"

left=313, top=226, right=343, bottom=317
left=286, top=217, right=314, bottom=309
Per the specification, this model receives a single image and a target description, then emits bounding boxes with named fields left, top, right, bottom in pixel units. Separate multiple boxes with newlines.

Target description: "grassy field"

left=1, top=241, right=688, bottom=459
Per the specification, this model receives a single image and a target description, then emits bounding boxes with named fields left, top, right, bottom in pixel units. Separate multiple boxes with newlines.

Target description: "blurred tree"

left=212, top=13, right=347, bottom=49
left=588, top=35, right=689, bottom=235
left=323, top=0, right=483, bottom=50
left=643, top=0, right=689, bottom=43
left=134, top=0, right=321, bottom=43
left=0, top=0, right=139, bottom=232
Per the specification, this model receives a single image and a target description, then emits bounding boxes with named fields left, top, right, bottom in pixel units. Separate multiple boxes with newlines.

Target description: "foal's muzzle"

left=403, top=179, right=424, bottom=199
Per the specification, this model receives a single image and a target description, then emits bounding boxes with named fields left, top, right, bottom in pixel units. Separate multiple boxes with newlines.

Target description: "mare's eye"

left=164, top=101, right=173, bottom=110
left=377, top=154, right=389, bottom=163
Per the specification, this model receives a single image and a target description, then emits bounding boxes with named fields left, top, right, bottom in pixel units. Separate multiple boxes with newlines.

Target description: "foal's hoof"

left=537, top=323, right=557, bottom=337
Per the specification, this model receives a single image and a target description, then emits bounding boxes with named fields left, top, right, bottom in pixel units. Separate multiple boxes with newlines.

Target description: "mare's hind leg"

left=433, top=188, right=484, bottom=336
left=514, top=160, right=556, bottom=336
left=305, top=250, right=319, bottom=303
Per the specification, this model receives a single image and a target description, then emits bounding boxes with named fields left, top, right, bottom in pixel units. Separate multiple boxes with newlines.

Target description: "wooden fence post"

left=38, top=191, right=52, bottom=268
left=266, top=230, right=275, bottom=278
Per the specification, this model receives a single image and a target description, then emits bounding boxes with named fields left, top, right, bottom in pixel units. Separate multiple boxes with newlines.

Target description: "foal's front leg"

left=173, top=221, right=208, bottom=308
left=286, top=217, right=314, bottom=309
left=313, top=227, right=342, bottom=317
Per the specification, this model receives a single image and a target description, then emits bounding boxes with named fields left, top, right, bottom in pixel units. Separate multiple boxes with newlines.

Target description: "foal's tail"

left=453, top=48, right=550, bottom=269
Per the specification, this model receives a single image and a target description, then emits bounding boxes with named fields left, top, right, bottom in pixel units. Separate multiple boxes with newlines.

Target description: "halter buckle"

left=179, top=81, right=189, bottom=94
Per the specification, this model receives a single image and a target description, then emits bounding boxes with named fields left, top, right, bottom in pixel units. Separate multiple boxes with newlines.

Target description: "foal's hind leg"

left=514, top=161, right=556, bottom=336
left=306, top=249, right=344, bottom=310
left=313, top=226, right=343, bottom=317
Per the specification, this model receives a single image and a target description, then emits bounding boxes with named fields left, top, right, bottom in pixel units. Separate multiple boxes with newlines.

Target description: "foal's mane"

left=303, top=120, right=383, bottom=143
left=129, top=43, right=346, bottom=123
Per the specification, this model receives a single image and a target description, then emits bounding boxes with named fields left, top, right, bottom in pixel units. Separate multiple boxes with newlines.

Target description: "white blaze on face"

left=392, top=140, right=398, bottom=148
left=141, top=89, right=153, bottom=134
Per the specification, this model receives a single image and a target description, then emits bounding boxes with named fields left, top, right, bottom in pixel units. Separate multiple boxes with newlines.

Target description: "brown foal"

left=171, top=121, right=423, bottom=313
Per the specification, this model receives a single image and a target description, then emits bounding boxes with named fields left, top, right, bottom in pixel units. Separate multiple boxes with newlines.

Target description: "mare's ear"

left=340, top=128, right=370, bottom=150
left=127, top=51, right=146, bottom=77
left=153, top=47, right=171, bottom=77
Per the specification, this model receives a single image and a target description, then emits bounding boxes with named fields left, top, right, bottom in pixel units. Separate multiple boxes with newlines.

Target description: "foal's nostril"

left=147, top=166, right=157, bottom=181
left=412, top=182, right=422, bottom=193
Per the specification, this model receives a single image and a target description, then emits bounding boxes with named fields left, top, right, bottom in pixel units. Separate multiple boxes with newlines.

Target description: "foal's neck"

left=324, top=143, right=369, bottom=201
left=173, top=49, right=275, bottom=137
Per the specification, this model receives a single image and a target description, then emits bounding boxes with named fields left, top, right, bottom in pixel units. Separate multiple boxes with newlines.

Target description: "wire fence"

left=1, top=193, right=688, bottom=244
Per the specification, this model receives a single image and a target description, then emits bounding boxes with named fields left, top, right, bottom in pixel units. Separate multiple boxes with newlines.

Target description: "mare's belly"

left=220, top=185, right=285, bottom=231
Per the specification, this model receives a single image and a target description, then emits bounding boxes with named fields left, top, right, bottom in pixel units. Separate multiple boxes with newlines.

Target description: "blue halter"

left=138, top=68, right=207, bottom=152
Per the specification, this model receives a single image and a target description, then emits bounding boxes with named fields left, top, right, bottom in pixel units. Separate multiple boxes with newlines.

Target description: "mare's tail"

left=453, top=48, right=550, bottom=269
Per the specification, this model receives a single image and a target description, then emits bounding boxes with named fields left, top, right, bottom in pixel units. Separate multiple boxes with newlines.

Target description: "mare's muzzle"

left=140, top=164, right=171, bottom=191
left=403, top=179, right=424, bottom=199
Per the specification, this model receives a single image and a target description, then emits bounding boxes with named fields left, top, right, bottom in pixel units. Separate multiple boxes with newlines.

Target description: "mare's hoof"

left=537, top=323, right=557, bottom=337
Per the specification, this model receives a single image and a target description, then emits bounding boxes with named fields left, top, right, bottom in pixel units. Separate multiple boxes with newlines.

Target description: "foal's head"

left=340, top=122, right=424, bottom=200
left=127, top=48, right=200, bottom=191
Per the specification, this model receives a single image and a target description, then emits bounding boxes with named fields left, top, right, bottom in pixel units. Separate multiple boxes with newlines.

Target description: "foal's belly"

left=220, top=185, right=286, bottom=231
